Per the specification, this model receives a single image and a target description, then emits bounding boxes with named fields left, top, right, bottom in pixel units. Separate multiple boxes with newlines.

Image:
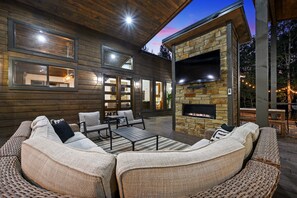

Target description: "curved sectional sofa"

left=0, top=118, right=281, bottom=198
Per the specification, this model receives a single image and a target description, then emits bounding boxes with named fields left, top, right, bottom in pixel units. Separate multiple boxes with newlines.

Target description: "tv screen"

left=175, top=50, right=220, bottom=85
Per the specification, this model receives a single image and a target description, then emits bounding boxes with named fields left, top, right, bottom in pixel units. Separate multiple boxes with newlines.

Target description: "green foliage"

left=240, top=20, right=297, bottom=107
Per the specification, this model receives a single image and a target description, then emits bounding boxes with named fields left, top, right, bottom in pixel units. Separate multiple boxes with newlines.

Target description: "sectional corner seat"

left=0, top=116, right=280, bottom=198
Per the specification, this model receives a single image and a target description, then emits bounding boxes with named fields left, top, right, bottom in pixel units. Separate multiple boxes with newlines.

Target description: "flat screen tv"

left=175, top=50, right=220, bottom=85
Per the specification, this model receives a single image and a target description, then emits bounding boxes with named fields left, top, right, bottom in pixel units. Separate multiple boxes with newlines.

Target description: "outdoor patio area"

left=1, top=0, right=297, bottom=197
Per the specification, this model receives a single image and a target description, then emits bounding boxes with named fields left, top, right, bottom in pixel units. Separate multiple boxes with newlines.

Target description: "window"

left=166, top=82, right=172, bottom=109
left=102, top=46, right=133, bottom=70
left=10, top=59, right=76, bottom=90
left=9, top=20, right=77, bottom=61
left=155, top=81, right=163, bottom=110
left=142, top=79, right=151, bottom=111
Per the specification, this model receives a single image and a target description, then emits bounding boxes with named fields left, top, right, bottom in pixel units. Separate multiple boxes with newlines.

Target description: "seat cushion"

left=87, top=124, right=109, bottom=132
left=188, top=139, right=211, bottom=150
left=21, top=137, right=117, bottom=198
left=128, top=119, right=143, bottom=125
left=65, top=138, right=98, bottom=150
left=78, top=111, right=101, bottom=132
left=52, top=121, right=74, bottom=143
left=64, top=132, right=86, bottom=144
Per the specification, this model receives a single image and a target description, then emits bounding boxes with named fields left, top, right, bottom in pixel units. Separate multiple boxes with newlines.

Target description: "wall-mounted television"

left=175, top=50, right=220, bottom=85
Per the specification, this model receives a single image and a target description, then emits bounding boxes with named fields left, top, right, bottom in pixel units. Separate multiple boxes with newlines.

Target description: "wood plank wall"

left=0, top=1, right=172, bottom=137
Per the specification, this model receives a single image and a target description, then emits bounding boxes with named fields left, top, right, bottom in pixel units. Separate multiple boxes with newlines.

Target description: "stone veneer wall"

left=175, top=25, right=239, bottom=137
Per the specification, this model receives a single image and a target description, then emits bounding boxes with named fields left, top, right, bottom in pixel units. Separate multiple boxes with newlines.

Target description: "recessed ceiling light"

left=125, top=16, right=133, bottom=24
left=110, top=54, right=116, bottom=59
left=36, top=34, right=46, bottom=43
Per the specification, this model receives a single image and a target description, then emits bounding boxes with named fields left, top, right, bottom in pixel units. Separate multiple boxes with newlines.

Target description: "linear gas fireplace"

left=182, top=104, right=216, bottom=119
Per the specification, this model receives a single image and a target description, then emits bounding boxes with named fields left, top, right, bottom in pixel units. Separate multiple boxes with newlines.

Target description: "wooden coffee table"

left=109, top=127, right=158, bottom=151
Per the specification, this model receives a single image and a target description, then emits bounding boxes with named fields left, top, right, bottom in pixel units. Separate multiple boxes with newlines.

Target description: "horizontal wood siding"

left=0, top=2, right=171, bottom=137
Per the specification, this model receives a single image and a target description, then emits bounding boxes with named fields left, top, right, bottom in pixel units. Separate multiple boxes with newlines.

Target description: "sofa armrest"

left=188, top=160, right=280, bottom=198
left=69, top=123, right=80, bottom=132
left=22, top=137, right=117, bottom=198
left=204, top=128, right=215, bottom=140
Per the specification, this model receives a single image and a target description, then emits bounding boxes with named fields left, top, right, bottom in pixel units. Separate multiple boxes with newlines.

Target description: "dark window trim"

left=8, top=19, right=78, bottom=62
left=9, top=57, right=78, bottom=91
left=101, top=45, right=134, bottom=72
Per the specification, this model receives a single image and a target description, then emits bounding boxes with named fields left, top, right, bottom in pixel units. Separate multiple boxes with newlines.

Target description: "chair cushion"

left=241, top=122, right=260, bottom=142
left=124, top=110, right=134, bottom=121
left=84, top=113, right=100, bottom=126
left=52, top=121, right=75, bottom=143
left=87, top=124, right=109, bottom=132
left=78, top=111, right=101, bottom=132
left=229, top=127, right=254, bottom=159
left=128, top=119, right=143, bottom=125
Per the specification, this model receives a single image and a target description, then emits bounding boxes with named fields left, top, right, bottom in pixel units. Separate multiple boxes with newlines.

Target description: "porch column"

left=172, top=45, right=176, bottom=130
left=255, top=0, right=269, bottom=127
left=271, top=23, right=277, bottom=109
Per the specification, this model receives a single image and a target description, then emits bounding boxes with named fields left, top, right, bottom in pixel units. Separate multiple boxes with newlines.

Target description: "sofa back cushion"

left=116, top=138, right=245, bottom=198
left=21, top=137, right=117, bottom=198
left=30, top=116, right=62, bottom=143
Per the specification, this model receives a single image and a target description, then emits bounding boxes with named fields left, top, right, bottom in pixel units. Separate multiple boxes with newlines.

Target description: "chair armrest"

left=69, top=123, right=80, bottom=132
left=77, top=121, right=87, bottom=132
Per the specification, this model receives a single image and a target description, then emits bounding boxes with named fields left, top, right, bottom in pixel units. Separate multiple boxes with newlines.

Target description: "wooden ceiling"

left=268, top=0, right=297, bottom=23
left=14, top=0, right=191, bottom=47
left=163, top=2, right=251, bottom=49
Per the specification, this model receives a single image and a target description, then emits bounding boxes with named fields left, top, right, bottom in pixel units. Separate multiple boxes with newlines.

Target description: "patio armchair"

left=78, top=111, right=109, bottom=138
left=117, top=110, right=145, bottom=129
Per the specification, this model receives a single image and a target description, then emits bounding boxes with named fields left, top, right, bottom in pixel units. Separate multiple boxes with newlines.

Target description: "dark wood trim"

left=101, top=45, right=134, bottom=72
left=237, top=42, right=241, bottom=126
left=8, top=57, right=78, bottom=91
left=8, top=19, right=78, bottom=62
left=172, top=45, right=176, bottom=130
left=140, top=78, right=154, bottom=113
left=227, top=22, right=234, bottom=125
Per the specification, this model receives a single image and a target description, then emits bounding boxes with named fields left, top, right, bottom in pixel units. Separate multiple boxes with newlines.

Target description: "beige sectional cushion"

left=116, top=138, right=245, bottom=198
left=21, top=137, right=117, bottom=198
left=187, top=139, right=210, bottom=150
left=64, top=132, right=87, bottom=144
left=229, top=125, right=254, bottom=159
left=65, top=137, right=100, bottom=150
left=30, top=116, right=62, bottom=143
left=242, top=122, right=260, bottom=141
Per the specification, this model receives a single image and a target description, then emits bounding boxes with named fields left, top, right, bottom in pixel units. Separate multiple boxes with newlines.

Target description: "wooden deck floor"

left=1, top=116, right=296, bottom=197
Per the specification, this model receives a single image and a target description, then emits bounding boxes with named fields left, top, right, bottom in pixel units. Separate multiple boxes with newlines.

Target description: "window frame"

left=9, top=57, right=78, bottom=91
left=101, top=45, right=134, bottom=71
left=8, top=19, right=78, bottom=62
left=141, top=78, right=153, bottom=112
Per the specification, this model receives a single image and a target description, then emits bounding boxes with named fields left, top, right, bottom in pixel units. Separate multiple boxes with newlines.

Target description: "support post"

left=255, top=0, right=269, bottom=127
left=271, top=23, right=277, bottom=109
left=172, top=45, right=176, bottom=130
left=227, top=23, right=234, bottom=125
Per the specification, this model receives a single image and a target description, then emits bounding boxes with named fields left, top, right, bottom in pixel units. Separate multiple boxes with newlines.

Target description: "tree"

left=276, top=20, right=297, bottom=118
left=158, top=44, right=171, bottom=60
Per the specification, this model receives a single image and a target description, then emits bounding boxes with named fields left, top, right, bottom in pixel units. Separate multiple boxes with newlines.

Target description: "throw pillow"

left=50, top=118, right=65, bottom=125
left=210, top=127, right=231, bottom=141
left=221, top=123, right=235, bottom=132
left=52, top=121, right=74, bottom=143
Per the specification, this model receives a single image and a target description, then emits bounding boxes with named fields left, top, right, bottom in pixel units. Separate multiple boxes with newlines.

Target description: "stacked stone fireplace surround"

left=175, top=25, right=239, bottom=137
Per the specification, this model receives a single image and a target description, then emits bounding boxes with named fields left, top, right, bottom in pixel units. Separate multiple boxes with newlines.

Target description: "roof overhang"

left=163, top=1, right=251, bottom=49
left=13, top=0, right=192, bottom=48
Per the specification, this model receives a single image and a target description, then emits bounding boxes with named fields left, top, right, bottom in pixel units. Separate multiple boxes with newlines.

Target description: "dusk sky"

left=146, top=0, right=255, bottom=54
